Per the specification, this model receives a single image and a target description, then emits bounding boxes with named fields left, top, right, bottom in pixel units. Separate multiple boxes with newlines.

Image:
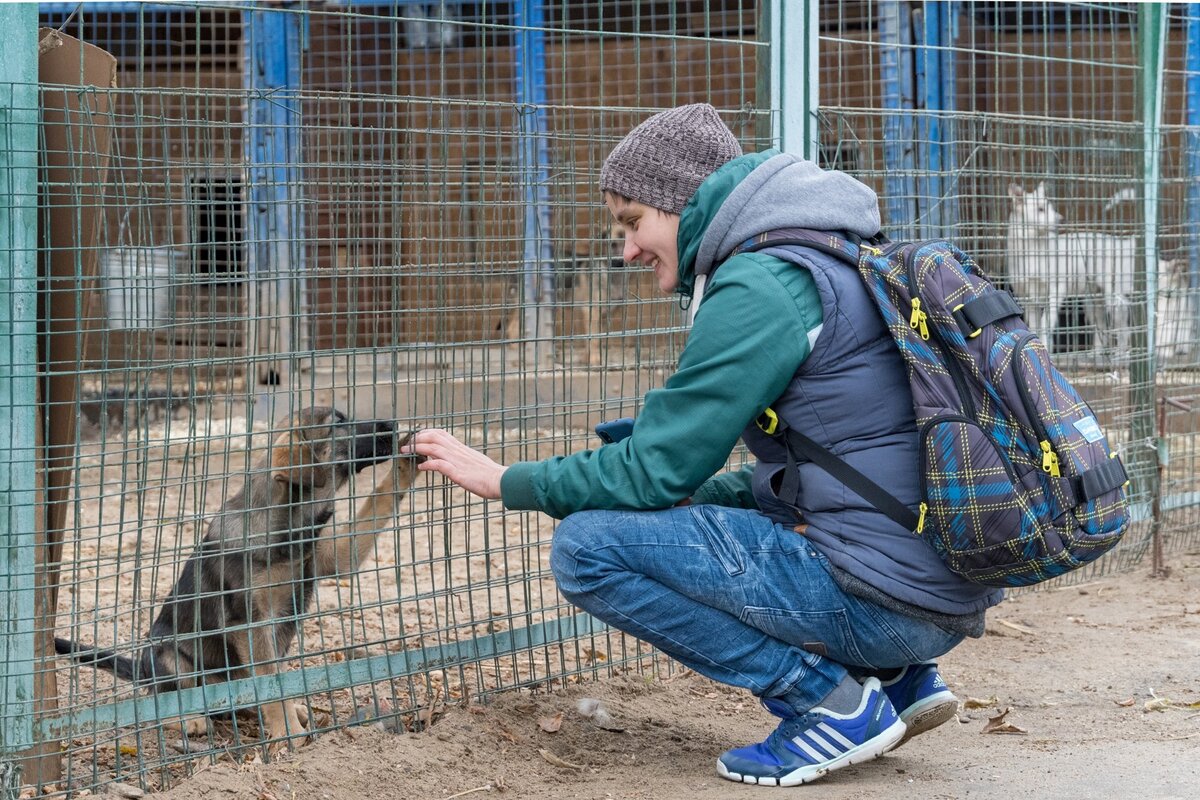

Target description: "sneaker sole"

left=894, top=697, right=959, bottom=748
left=716, top=717, right=907, bottom=787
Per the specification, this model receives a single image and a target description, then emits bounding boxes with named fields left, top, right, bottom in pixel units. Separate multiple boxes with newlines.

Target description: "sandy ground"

left=138, top=550, right=1200, bottom=800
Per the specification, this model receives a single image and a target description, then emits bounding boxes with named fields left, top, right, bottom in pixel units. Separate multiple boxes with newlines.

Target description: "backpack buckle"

left=756, top=407, right=780, bottom=436
left=951, top=303, right=983, bottom=339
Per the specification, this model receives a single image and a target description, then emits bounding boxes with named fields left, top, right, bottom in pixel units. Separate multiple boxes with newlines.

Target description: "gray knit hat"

left=600, top=103, right=743, bottom=215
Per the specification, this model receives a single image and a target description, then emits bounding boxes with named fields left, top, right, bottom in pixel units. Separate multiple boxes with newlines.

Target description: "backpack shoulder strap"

left=734, top=229, right=862, bottom=268
left=778, top=427, right=920, bottom=532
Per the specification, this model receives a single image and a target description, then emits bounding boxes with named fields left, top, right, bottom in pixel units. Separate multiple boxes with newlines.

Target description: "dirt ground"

left=142, top=550, right=1200, bottom=800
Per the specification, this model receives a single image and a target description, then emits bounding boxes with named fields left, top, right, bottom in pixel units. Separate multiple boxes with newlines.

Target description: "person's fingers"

left=403, top=428, right=456, bottom=457
left=398, top=428, right=505, bottom=499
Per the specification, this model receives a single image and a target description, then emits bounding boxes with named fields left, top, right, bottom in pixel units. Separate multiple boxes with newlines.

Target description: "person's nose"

left=622, top=236, right=642, bottom=264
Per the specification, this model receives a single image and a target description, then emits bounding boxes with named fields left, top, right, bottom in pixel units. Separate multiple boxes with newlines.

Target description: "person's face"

left=605, top=194, right=680, bottom=294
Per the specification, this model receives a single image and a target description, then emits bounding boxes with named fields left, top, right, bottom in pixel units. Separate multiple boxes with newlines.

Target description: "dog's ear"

left=271, top=430, right=330, bottom=488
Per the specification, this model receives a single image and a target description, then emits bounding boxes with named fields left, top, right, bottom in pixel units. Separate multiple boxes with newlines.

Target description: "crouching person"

left=406, top=103, right=1001, bottom=787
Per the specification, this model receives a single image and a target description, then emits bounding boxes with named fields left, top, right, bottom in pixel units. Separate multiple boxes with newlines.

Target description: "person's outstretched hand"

left=402, top=428, right=507, bottom=501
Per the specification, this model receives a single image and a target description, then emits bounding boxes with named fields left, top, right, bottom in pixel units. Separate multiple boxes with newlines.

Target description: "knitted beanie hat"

left=600, top=103, right=743, bottom=215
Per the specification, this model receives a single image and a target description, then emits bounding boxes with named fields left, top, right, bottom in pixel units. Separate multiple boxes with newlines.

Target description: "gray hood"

left=694, top=152, right=882, bottom=280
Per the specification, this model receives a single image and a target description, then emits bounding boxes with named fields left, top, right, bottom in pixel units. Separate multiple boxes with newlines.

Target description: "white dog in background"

left=1004, top=182, right=1089, bottom=345
left=1157, top=259, right=1194, bottom=358
left=1005, top=182, right=1190, bottom=355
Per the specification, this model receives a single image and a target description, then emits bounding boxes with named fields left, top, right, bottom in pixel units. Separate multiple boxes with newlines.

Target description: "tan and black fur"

left=55, top=406, right=423, bottom=748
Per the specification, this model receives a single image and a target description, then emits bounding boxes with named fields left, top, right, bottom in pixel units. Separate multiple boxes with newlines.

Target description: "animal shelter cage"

left=4, top=1, right=1200, bottom=795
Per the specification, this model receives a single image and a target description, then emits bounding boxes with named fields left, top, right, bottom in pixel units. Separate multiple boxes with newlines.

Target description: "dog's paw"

left=167, top=716, right=210, bottom=739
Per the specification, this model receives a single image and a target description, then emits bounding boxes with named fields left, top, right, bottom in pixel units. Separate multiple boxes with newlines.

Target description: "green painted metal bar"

left=769, top=0, right=818, bottom=160
left=37, top=612, right=609, bottom=741
left=0, top=2, right=41, bottom=788
left=1132, top=3, right=1169, bottom=534
left=1141, top=4, right=1167, bottom=352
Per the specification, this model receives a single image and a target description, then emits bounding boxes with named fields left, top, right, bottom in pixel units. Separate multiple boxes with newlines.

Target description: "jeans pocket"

left=689, top=505, right=746, bottom=577
left=739, top=606, right=867, bottom=665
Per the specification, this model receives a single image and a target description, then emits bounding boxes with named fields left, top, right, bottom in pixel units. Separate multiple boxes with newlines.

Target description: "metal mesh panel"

left=816, top=1, right=1199, bottom=588
left=3, top=1, right=1200, bottom=795
left=11, top=1, right=761, bottom=794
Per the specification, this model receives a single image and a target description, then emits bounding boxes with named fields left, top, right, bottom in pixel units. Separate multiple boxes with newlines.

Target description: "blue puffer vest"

left=738, top=243, right=1002, bottom=614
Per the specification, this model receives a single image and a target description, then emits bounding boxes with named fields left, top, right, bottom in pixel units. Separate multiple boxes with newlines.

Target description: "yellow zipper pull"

left=862, top=244, right=882, bottom=256
left=918, top=314, right=930, bottom=341
left=910, top=298, right=923, bottom=330
left=1040, top=441, right=1061, bottom=477
left=916, top=502, right=928, bottom=534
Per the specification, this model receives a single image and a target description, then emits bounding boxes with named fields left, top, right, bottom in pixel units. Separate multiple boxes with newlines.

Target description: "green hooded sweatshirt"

left=500, top=151, right=824, bottom=517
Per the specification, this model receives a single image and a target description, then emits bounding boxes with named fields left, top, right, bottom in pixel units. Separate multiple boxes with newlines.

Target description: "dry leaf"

left=1114, top=697, right=1136, bottom=707
left=982, top=707, right=1027, bottom=735
left=1144, top=697, right=1172, bottom=712
left=964, top=695, right=999, bottom=709
left=1142, top=688, right=1173, bottom=713
left=494, top=721, right=520, bottom=744
left=538, top=712, right=563, bottom=733
left=582, top=645, right=607, bottom=664
left=537, top=748, right=585, bottom=770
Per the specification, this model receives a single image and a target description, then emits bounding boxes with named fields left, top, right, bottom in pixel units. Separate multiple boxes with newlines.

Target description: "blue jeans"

left=550, top=505, right=964, bottom=714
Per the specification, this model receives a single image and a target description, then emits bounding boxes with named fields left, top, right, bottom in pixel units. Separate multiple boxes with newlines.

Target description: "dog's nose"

left=375, top=420, right=395, bottom=434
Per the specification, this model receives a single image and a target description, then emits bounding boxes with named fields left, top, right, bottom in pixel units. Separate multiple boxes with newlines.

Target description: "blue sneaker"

left=716, top=678, right=906, bottom=787
left=880, top=663, right=958, bottom=746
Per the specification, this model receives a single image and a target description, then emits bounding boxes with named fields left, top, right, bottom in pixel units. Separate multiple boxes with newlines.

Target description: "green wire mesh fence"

left=1, top=1, right=1198, bottom=795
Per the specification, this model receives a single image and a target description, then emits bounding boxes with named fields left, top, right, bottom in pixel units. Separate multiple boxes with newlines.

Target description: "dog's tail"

left=54, top=637, right=140, bottom=683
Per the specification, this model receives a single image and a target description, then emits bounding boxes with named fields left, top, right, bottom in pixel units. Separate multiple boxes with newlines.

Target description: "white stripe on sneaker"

left=815, top=722, right=857, bottom=750
left=804, top=730, right=842, bottom=758
left=790, top=736, right=831, bottom=762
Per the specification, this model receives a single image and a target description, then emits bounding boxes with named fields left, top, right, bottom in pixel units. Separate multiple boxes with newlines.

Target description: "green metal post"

left=1142, top=4, right=1167, bottom=354
left=0, top=3, right=41, bottom=792
left=1129, top=5, right=1168, bottom=506
left=769, top=0, right=819, bottom=160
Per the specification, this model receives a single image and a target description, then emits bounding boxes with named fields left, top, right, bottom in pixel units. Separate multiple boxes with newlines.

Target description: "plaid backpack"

left=737, top=229, right=1131, bottom=587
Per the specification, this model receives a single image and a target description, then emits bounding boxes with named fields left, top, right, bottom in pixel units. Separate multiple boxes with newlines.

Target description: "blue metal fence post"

left=879, top=0, right=918, bottom=236
left=245, top=3, right=306, bottom=386
left=0, top=4, right=40, bottom=790
left=914, top=1, right=961, bottom=238
left=513, top=0, right=555, bottom=368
